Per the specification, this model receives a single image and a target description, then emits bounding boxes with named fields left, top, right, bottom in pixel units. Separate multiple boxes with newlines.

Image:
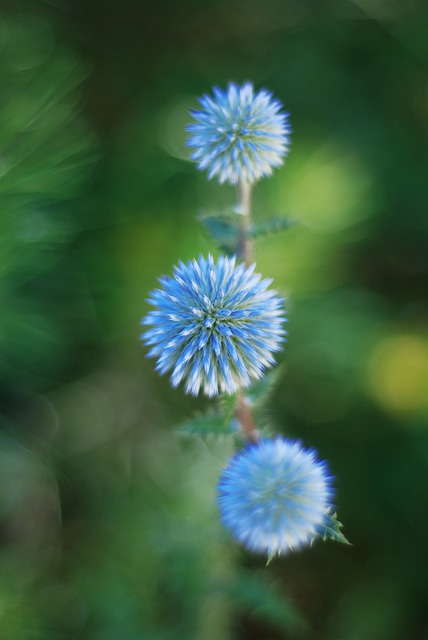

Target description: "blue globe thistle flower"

left=186, top=82, right=291, bottom=184
left=217, top=438, right=333, bottom=556
left=141, top=254, right=285, bottom=397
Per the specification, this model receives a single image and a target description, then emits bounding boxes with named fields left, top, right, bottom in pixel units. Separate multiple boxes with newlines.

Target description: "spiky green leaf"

left=228, top=570, right=308, bottom=634
left=249, top=217, right=294, bottom=239
left=198, top=214, right=240, bottom=255
left=176, top=412, right=237, bottom=438
left=318, top=512, right=350, bottom=545
left=219, top=393, right=238, bottom=424
left=245, top=365, right=284, bottom=409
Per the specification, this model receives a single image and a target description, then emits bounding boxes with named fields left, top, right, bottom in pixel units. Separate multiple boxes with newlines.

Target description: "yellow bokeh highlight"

left=366, top=334, right=428, bottom=416
left=282, top=144, right=374, bottom=232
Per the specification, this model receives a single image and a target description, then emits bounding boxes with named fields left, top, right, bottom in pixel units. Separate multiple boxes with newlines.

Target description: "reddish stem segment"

left=235, top=394, right=259, bottom=443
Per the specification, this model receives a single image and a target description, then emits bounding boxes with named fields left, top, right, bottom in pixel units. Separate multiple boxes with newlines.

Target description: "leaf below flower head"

left=176, top=412, right=238, bottom=439
left=244, top=365, right=285, bottom=409
left=198, top=213, right=240, bottom=256
left=249, top=216, right=295, bottom=239
left=317, top=512, right=350, bottom=546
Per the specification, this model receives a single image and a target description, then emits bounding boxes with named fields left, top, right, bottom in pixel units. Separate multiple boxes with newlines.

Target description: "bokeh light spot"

left=284, top=146, right=374, bottom=232
left=367, top=334, right=428, bottom=416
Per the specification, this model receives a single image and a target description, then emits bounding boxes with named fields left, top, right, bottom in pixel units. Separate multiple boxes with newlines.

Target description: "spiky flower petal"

left=217, top=438, right=333, bottom=556
left=187, top=82, right=291, bottom=184
left=141, top=254, right=285, bottom=397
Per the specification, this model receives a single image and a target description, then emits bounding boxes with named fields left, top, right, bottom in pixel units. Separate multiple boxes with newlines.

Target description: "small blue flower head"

left=187, top=82, right=291, bottom=184
left=218, top=438, right=333, bottom=556
left=141, top=254, right=285, bottom=397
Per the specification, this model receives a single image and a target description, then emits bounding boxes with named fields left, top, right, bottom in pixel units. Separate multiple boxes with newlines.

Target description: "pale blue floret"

left=186, top=82, right=291, bottom=184
left=141, top=254, right=286, bottom=397
left=217, top=438, right=333, bottom=556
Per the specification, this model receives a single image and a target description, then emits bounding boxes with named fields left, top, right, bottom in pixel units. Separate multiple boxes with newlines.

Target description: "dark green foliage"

left=228, top=570, right=308, bottom=636
left=0, top=16, right=96, bottom=391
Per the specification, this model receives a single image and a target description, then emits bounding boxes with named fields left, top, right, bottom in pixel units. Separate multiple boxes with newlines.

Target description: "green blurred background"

left=0, top=0, right=427, bottom=638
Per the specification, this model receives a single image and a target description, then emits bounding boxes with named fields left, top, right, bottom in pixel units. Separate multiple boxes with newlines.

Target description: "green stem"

left=236, top=180, right=259, bottom=443
left=196, top=541, right=236, bottom=640
left=238, top=179, right=252, bottom=265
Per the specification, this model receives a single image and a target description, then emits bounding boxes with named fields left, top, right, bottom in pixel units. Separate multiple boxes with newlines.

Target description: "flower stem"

left=236, top=180, right=259, bottom=443
left=238, top=179, right=252, bottom=265
left=236, top=393, right=259, bottom=443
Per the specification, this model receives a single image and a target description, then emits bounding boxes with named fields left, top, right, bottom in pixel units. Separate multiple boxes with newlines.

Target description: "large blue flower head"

left=141, top=254, right=285, bottom=397
left=187, top=82, right=291, bottom=184
left=218, top=438, right=333, bottom=556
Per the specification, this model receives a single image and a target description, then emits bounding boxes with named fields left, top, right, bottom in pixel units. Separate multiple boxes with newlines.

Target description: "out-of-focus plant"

left=0, top=16, right=96, bottom=391
left=0, top=15, right=97, bottom=639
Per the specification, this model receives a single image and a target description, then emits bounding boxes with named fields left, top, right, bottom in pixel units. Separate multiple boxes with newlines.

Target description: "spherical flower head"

left=141, top=254, right=285, bottom=397
left=186, top=82, right=291, bottom=184
left=217, top=438, right=333, bottom=556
